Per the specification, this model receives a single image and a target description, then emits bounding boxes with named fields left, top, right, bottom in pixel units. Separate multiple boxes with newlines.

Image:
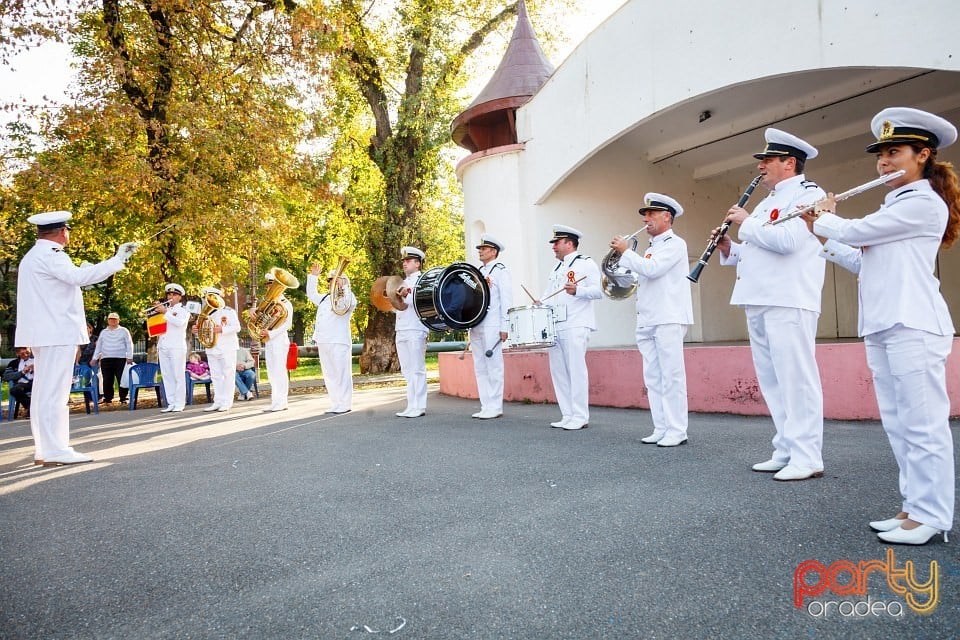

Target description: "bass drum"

left=414, top=263, right=490, bottom=331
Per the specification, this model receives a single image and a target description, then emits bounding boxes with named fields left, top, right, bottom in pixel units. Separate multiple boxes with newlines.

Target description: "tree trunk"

left=359, top=307, right=399, bottom=373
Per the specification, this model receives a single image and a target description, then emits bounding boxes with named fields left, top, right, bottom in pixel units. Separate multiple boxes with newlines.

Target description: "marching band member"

left=394, top=246, right=429, bottom=418
left=195, top=286, right=241, bottom=412
left=609, top=194, right=693, bottom=446
left=15, top=210, right=138, bottom=465
left=470, top=234, right=513, bottom=420
left=259, top=271, right=294, bottom=412
left=716, top=128, right=827, bottom=481
left=155, top=283, right=189, bottom=412
left=307, top=264, right=357, bottom=414
left=540, top=225, right=602, bottom=431
left=808, top=108, right=958, bottom=545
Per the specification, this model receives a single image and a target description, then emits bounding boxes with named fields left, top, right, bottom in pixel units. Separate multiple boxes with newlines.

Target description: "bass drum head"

left=414, top=263, right=490, bottom=331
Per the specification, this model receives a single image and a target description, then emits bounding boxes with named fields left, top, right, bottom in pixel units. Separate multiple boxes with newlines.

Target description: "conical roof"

left=452, top=0, right=555, bottom=152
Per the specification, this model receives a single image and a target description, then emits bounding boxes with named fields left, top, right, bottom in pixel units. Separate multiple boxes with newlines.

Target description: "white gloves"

left=115, top=242, right=140, bottom=262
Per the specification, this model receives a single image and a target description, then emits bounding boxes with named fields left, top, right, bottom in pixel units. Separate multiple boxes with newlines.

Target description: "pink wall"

left=439, top=339, right=960, bottom=420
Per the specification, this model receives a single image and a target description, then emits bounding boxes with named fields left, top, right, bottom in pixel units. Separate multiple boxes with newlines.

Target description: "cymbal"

left=370, top=276, right=395, bottom=312
left=384, top=275, right=408, bottom=311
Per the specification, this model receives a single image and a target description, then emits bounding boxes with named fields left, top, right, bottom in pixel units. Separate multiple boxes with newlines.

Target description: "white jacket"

left=307, top=274, right=356, bottom=345
left=618, top=230, right=694, bottom=327
left=542, top=252, right=602, bottom=331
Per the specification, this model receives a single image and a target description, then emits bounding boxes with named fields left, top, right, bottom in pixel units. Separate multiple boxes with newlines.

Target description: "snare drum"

left=414, top=263, right=491, bottom=331
left=506, top=305, right=557, bottom=350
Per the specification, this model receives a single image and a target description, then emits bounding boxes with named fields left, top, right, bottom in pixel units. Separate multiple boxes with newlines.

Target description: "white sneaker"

left=246, top=391, right=256, bottom=400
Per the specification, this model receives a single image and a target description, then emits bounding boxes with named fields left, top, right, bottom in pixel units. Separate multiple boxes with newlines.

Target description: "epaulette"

left=490, top=262, right=505, bottom=272
left=801, top=180, right=820, bottom=189
left=894, top=189, right=917, bottom=199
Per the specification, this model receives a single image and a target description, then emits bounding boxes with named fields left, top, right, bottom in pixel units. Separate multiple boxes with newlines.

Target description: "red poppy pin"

left=485, top=276, right=492, bottom=286
left=769, top=208, right=780, bottom=221
left=566, top=270, right=576, bottom=283
left=644, top=253, right=653, bottom=259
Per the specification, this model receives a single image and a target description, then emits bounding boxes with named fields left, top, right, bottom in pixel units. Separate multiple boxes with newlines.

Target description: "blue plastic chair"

left=5, top=379, right=30, bottom=421
left=184, top=370, right=212, bottom=405
left=127, top=362, right=167, bottom=410
left=70, top=364, right=100, bottom=415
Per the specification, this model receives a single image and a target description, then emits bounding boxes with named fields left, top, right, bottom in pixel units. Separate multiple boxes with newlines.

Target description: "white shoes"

left=773, top=464, right=824, bottom=481
left=550, top=417, right=570, bottom=428
left=263, top=406, right=287, bottom=412
left=657, top=436, right=688, bottom=447
left=42, top=451, right=93, bottom=466
left=641, top=431, right=665, bottom=444
left=877, top=523, right=948, bottom=545
left=752, top=459, right=788, bottom=472
left=561, top=419, right=588, bottom=430
left=476, top=410, right=502, bottom=420
left=216, top=406, right=230, bottom=412
left=396, top=408, right=425, bottom=418
left=170, top=405, right=185, bottom=413
left=203, top=405, right=220, bottom=412
left=245, top=391, right=256, bottom=400
left=160, top=405, right=174, bottom=413
left=869, top=516, right=907, bottom=532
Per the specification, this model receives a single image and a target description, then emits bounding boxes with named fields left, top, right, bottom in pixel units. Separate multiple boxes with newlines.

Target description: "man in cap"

left=194, top=286, right=241, bottom=412
left=15, top=210, right=139, bottom=465
left=716, top=128, right=827, bottom=481
left=609, top=193, right=693, bottom=446
left=539, top=225, right=602, bottom=430
left=307, top=263, right=358, bottom=414
left=257, top=270, right=295, bottom=412
left=152, top=283, right=190, bottom=412
left=91, top=311, right=134, bottom=404
left=470, top=234, right=514, bottom=419
left=394, top=246, right=429, bottom=418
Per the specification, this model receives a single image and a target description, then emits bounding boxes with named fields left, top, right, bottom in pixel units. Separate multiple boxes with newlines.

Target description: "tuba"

left=330, top=255, right=352, bottom=316
left=600, top=226, right=649, bottom=299
left=246, top=267, right=300, bottom=340
left=196, top=289, right=225, bottom=348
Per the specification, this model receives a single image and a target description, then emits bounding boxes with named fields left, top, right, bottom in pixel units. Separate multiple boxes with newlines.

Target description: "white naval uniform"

left=469, top=261, right=513, bottom=416
left=157, top=302, right=189, bottom=409
left=719, top=174, right=826, bottom=471
left=204, top=307, right=241, bottom=409
left=262, top=297, right=294, bottom=410
left=816, top=179, right=955, bottom=531
left=395, top=271, right=429, bottom=413
left=15, top=239, right=126, bottom=460
left=618, top=230, right=694, bottom=441
left=307, top=274, right=357, bottom=413
left=542, top=253, right=602, bottom=424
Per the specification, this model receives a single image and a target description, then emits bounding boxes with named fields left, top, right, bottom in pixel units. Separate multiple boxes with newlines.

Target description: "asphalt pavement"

left=1, top=384, right=958, bottom=639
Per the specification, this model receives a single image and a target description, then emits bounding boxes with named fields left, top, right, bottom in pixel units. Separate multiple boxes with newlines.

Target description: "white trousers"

left=745, top=306, right=823, bottom=470
left=548, top=326, right=591, bottom=423
left=636, top=323, right=688, bottom=440
left=866, top=326, right=954, bottom=531
left=158, top=347, right=186, bottom=409
left=29, top=345, right=78, bottom=459
left=264, top=336, right=290, bottom=410
left=207, top=349, right=238, bottom=409
left=396, top=331, right=427, bottom=412
left=469, top=322, right=504, bottom=414
left=317, top=343, right=353, bottom=412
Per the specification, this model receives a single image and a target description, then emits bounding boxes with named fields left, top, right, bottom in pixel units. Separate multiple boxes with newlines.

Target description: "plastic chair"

left=127, top=362, right=167, bottom=410
left=70, top=364, right=100, bottom=415
left=5, top=379, right=30, bottom=421
left=185, top=370, right=212, bottom=405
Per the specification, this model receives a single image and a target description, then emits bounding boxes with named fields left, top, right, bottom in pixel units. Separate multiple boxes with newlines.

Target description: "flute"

left=687, top=175, right=763, bottom=283
left=764, top=170, right=906, bottom=226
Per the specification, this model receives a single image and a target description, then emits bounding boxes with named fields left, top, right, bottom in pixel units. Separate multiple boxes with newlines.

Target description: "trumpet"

left=600, top=225, right=650, bottom=299
left=140, top=300, right=173, bottom=316
left=764, top=170, right=906, bottom=226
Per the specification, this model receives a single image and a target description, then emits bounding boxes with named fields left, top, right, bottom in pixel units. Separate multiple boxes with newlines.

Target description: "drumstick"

left=520, top=284, right=537, bottom=303
left=541, top=276, right=587, bottom=302
left=457, top=339, right=470, bottom=360
left=485, top=338, right=503, bottom=357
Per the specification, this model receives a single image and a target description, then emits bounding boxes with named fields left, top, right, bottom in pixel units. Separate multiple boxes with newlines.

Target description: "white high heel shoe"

left=877, top=524, right=949, bottom=545
left=869, top=516, right=906, bottom=532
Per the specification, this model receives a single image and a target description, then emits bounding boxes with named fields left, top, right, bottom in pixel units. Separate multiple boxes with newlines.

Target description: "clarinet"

left=687, top=174, right=763, bottom=283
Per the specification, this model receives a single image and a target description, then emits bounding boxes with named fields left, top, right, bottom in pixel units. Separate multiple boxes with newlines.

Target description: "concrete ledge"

left=439, top=339, right=960, bottom=420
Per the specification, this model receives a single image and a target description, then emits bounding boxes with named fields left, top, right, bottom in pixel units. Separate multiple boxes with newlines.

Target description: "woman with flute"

left=806, top=107, right=959, bottom=545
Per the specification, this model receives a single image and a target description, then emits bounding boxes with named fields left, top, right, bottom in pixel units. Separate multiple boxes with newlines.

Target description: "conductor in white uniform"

left=469, top=234, right=513, bottom=420
left=15, top=210, right=139, bottom=465
left=609, top=193, right=694, bottom=447
left=717, top=129, right=827, bottom=481
left=540, top=225, right=602, bottom=431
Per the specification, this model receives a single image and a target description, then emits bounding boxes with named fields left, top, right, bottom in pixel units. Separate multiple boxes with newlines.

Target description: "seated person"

left=3, top=346, right=34, bottom=418
left=234, top=346, right=257, bottom=400
left=186, top=352, right=211, bottom=381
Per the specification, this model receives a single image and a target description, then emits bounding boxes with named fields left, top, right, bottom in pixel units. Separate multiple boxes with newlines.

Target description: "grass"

left=288, top=353, right=439, bottom=381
